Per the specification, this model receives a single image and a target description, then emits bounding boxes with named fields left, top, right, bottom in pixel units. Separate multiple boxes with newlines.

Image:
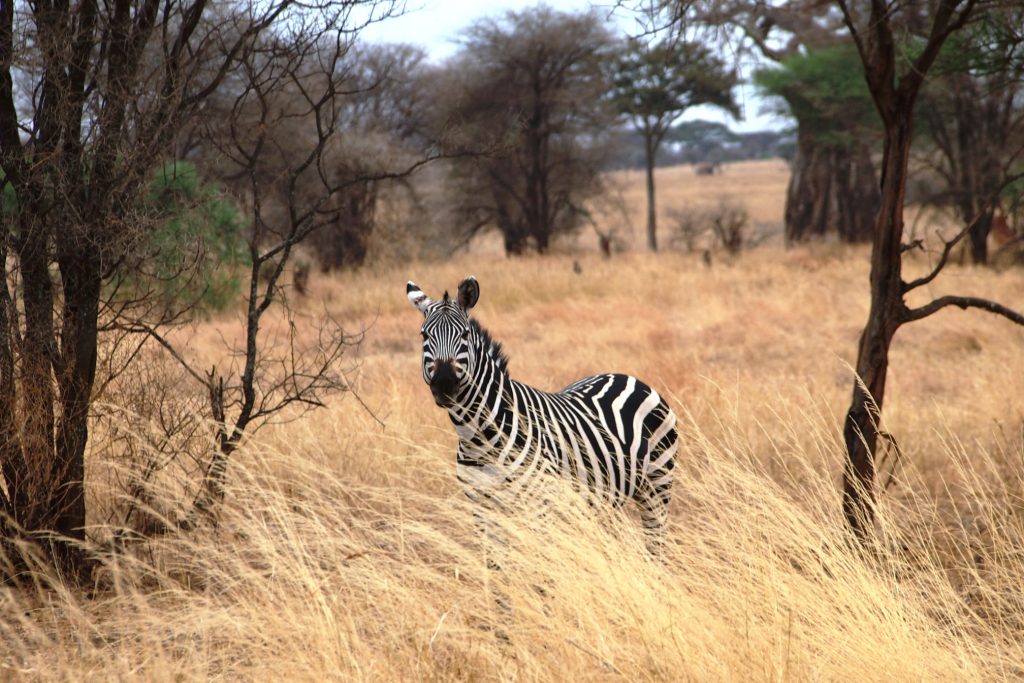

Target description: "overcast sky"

left=359, top=1, right=787, bottom=133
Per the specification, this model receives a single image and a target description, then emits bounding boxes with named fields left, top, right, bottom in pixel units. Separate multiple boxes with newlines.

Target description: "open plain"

left=4, top=161, right=1024, bottom=681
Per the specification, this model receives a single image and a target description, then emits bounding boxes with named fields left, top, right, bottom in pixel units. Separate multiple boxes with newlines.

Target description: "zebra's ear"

left=407, top=281, right=431, bottom=315
left=457, top=276, right=479, bottom=310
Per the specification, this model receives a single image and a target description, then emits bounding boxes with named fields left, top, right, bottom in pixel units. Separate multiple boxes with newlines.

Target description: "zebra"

left=406, top=276, right=678, bottom=549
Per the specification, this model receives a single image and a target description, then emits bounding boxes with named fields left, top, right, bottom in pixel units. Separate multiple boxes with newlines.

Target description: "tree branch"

left=901, top=221, right=973, bottom=293
left=835, top=0, right=867, bottom=68
left=904, top=295, right=1024, bottom=325
left=901, top=186, right=1014, bottom=294
left=901, top=0, right=978, bottom=98
left=0, top=0, right=22, bottom=170
left=113, top=321, right=210, bottom=389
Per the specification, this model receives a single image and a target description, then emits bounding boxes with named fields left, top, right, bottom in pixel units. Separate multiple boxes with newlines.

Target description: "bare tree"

left=836, top=0, right=1024, bottom=539
left=190, top=41, right=435, bottom=272
left=0, top=0, right=404, bottom=578
left=119, top=20, right=442, bottom=534
left=436, top=7, right=617, bottom=255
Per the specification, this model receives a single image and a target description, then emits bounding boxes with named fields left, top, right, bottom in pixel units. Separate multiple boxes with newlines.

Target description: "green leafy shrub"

left=135, top=161, right=249, bottom=315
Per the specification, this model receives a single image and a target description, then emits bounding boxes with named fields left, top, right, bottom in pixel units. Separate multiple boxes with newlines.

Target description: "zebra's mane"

left=470, top=318, right=509, bottom=373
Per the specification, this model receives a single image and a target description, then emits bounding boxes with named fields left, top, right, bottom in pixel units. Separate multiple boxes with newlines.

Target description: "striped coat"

left=408, top=276, right=677, bottom=543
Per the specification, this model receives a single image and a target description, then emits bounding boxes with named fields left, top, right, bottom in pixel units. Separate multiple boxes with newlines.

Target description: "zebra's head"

left=406, top=276, right=480, bottom=408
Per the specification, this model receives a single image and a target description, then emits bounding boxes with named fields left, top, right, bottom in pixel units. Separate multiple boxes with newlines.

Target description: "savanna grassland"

left=4, top=161, right=1024, bottom=681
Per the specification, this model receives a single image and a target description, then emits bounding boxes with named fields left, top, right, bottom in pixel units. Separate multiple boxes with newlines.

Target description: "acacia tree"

left=836, top=0, right=1024, bottom=538
left=610, top=37, right=738, bottom=252
left=755, top=45, right=880, bottom=243
left=438, top=7, right=616, bottom=255
left=652, top=0, right=881, bottom=244
left=0, top=0, right=403, bottom=577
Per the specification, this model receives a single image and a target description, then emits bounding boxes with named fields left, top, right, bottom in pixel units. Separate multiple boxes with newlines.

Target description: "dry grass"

left=609, top=159, right=789, bottom=227
left=4, top=162, right=1024, bottom=680
left=461, top=159, right=790, bottom=256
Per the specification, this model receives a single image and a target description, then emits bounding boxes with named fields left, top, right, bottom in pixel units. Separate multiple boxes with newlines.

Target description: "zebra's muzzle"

left=429, top=361, right=460, bottom=407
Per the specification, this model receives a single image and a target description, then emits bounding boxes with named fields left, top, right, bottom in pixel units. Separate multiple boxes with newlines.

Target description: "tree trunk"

left=786, top=123, right=878, bottom=245
left=645, top=134, right=658, bottom=252
left=842, top=118, right=912, bottom=539
left=535, top=228, right=550, bottom=254
left=835, top=142, right=879, bottom=243
left=785, top=127, right=832, bottom=243
left=969, top=209, right=993, bottom=265
left=52, top=242, right=102, bottom=553
left=0, top=243, right=21, bottom=525
left=1, top=217, right=98, bottom=576
left=500, top=213, right=528, bottom=255
left=836, top=0, right=982, bottom=541
left=953, top=139, right=1000, bottom=266
left=14, top=217, right=58, bottom=529
left=525, top=82, right=548, bottom=253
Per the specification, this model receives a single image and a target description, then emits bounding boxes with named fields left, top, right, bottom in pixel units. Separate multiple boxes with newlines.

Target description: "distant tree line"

left=609, top=121, right=794, bottom=169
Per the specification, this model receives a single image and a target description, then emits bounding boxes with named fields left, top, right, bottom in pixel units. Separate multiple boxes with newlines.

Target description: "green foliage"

left=4, top=161, right=247, bottom=316
left=4, top=161, right=246, bottom=316
left=755, top=45, right=878, bottom=147
left=932, top=9, right=1024, bottom=79
left=134, top=161, right=249, bottom=314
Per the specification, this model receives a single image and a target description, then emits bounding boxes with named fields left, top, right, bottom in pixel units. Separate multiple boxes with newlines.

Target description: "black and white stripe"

left=407, top=276, right=677, bottom=544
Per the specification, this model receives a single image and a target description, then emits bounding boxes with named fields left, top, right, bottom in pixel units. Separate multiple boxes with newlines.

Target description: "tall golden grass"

left=4, top=162, right=1024, bottom=680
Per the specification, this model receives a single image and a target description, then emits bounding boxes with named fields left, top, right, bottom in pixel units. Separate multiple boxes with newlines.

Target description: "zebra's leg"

left=472, top=507, right=514, bottom=629
left=635, top=472, right=673, bottom=555
left=637, top=417, right=677, bottom=554
left=458, top=459, right=514, bottom=630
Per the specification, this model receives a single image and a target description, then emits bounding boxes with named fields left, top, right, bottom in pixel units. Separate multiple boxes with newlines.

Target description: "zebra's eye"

left=420, top=331, right=429, bottom=341
left=461, top=329, right=470, bottom=339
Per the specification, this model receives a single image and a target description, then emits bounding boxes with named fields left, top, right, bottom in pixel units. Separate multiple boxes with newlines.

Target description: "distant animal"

left=694, top=161, right=721, bottom=176
left=406, top=276, right=678, bottom=550
left=992, top=205, right=1017, bottom=248
left=572, top=260, right=583, bottom=275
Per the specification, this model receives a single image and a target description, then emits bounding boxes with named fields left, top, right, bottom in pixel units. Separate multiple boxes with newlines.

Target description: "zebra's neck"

left=447, top=328, right=512, bottom=438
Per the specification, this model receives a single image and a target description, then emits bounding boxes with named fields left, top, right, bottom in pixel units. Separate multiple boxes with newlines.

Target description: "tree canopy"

left=610, top=37, right=738, bottom=251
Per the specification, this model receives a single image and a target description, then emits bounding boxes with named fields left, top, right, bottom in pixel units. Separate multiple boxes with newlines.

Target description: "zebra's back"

left=554, top=373, right=677, bottom=504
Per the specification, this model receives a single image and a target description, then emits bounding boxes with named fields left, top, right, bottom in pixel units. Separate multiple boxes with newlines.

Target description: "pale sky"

left=359, top=1, right=787, bottom=133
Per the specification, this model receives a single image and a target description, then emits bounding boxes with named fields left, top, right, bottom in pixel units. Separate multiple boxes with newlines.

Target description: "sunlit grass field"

left=4, top=161, right=1024, bottom=680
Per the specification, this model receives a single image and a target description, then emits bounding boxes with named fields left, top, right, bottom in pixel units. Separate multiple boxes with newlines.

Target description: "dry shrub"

left=602, top=160, right=788, bottom=251
left=666, top=204, right=707, bottom=252
left=668, top=197, right=749, bottom=254
left=364, top=165, right=468, bottom=266
left=90, top=347, right=212, bottom=538
left=292, top=258, right=312, bottom=296
left=992, top=238, right=1024, bottom=270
